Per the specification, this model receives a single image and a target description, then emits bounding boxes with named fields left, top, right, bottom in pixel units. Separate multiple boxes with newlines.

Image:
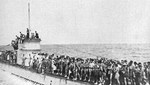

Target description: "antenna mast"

left=28, top=2, right=30, bottom=29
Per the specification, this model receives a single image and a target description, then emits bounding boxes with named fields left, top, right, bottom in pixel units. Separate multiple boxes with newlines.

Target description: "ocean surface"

left=41, top=44, right=150, bottom=62
left=0, top=44, right=150, bottom=85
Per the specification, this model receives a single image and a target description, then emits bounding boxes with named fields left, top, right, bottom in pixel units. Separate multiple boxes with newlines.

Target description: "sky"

left=0, top=0, right=150, bottom=45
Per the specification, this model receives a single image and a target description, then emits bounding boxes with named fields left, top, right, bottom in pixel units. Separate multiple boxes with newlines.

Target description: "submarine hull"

left=0, top=62, right=92, bottom=85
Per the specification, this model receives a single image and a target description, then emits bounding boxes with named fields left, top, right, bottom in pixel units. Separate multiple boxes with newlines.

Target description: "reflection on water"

left=0, top=69, right=36, bottom=85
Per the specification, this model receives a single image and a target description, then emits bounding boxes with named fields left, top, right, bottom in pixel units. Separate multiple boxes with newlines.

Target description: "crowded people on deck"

left=0, top=50, right=150, bottom=85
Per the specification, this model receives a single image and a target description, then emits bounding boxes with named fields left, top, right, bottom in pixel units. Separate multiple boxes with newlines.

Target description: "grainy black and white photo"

left=0, top=0, right=150, bottom=85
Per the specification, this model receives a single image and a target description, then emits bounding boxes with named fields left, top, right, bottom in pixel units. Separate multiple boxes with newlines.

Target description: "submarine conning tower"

left=11, top=3, right=42, bottom=66
left=16, top=33, right=41, bottom=66
left=18, top=38, right=41, bottom=51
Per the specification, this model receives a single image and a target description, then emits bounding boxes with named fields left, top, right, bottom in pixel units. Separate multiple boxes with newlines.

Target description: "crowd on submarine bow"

left=0, top=50, right=150, bottom=85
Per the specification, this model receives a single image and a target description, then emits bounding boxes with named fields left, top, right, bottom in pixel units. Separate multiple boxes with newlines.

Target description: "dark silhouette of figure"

left=20, top=32, right=24, bottom=43
left=11, top=40, right=18, bottom=50
left=26, top=28, right=30, bottom=39
left=35, top=31, right=39, bottom=39
left=20, top=32, right=23, bottom=38
left=16, top=35, right=20, bottom=40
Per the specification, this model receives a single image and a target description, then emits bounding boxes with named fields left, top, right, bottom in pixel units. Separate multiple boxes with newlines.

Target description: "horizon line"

left=1, top=43, right=150, bottom=46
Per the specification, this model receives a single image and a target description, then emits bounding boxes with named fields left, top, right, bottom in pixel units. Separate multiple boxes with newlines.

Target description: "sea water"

left=41, top=44, right=150, bottom=62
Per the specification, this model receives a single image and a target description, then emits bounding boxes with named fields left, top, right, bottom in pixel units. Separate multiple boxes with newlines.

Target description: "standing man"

left=22, top=54, right=26, bottom=67
left=20, top=32, right=23, bottom=43
left=26, top=28, right=30, bottom=39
